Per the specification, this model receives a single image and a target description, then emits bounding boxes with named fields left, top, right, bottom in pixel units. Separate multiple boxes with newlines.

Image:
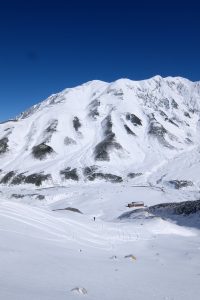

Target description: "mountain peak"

left=0, top=76, right=200, bottom=187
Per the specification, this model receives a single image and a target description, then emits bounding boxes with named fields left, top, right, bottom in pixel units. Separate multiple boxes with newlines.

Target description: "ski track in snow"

left=0, top=201, right=149, bottom=249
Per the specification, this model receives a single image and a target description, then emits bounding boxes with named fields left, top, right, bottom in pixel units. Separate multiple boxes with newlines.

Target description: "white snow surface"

left=1, top=76, right=200, bottom=299
left=0, top=183, right=200, bottom=300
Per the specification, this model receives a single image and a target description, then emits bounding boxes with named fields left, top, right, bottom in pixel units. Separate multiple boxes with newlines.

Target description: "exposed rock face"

left=126, top=113, right=142, bottom=126
left=127, top=173, right=142, bottom=179
left=91, top=173, right=122, bottom=183
left=118, top=200, right=200, bottom=222
left=73, top=116, right=81, bottom=132
left=11, top=193, right=45, bottom=200
left=60, top=168, right=79, bottom=181
left=148, top=200, right=200, bottom=216
left=88, top=99, right=100, bottom=119
left=44, top=119, right=58, bottom=142
left=124, top=125, right=135, bottom=135
left=32, top=143, right=54, bottom=160
left=94, top=115, right=122, bottom=161
left=24, top=173, right=51, bottom=186
left=167, top=180, right=193, bottom=189
left=11, top=173, right=27, bottom=185
left=0, top=137, right=9, bottom=154
left=83, top=166, right=98, bottom=180
left=53, top=207, right=83, bottom=214
left=148, top=114, right=176, bottom=148
left=0, top=171, right=51, bottom=186
left=83, top=166, right=122, bottom=183
left=45, top=119, right=58, bottom=134
left=0, top=171, right=16, bottom=184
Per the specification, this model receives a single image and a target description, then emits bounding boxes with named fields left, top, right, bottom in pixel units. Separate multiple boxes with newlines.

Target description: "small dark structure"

left=126, top=201, right=144, bottom=208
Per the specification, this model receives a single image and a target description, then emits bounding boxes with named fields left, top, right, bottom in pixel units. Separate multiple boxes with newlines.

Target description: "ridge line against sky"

left=0, top=0, right=199, bottom=121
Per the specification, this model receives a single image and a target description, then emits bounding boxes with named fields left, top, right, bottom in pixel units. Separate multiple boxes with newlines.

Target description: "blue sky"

left=0, top=0, right=199, bottom=121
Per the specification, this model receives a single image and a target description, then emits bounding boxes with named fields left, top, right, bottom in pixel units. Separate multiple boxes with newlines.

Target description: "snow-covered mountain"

left=1, top=75, right=200, bottom=187
left=1, top=75, right=200, bottom=300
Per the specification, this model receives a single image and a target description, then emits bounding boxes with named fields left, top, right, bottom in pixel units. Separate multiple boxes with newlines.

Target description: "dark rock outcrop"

left=53, top=207, right=83, bottom=214
left=124, top=125, right=135, bottom=135
left=32, top=143, right=54, bottom=160
left=118, top=200, right=200, bottom=227
left=148, top=114, right=175, bottom=148
left=88, top=99, right=100, bottom=119
left=11, top=194, right=25, bottom=199
left=0, top=171, right=16, bottom=184
left=44, top=119, right=58, bottom=142
left=127, top=173, right=142, bottom=179
left=167, top=180, right=193, bottom=189
left=24, top=173, right=51, bottom=186
left=83, top=166, right=122, bottom=183
left=126, top=113, right=142, bottom=126
left=0, top=137, right=9, bottom=154
left=1, top=171, right=51, bottom=186
left=11, top=173, right=27, bottom=185
left=83, top=166, right=98, bottom=180
left=94, top=115, right=122, bottom=161
left=45, top=119, right=58, bottom=134
left=148, top=200, right=200, bottom=216
left=73, top=117, right=81, bottom=132
left=60, top=168, right=79, bottom=181
left=171, top=99, right=178, bottom=109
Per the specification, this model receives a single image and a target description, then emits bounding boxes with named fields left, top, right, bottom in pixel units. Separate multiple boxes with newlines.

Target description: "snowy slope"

left=0, top=195, right=200, bottom=300
left=0, top=76, right=200, bottom=188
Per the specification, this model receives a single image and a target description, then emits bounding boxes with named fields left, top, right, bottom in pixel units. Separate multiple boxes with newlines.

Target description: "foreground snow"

left=0, top=183, right=200, bottom=300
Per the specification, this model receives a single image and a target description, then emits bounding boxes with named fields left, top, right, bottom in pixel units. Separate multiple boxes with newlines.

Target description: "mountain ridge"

left=0, top=75, right=200, bottom=187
